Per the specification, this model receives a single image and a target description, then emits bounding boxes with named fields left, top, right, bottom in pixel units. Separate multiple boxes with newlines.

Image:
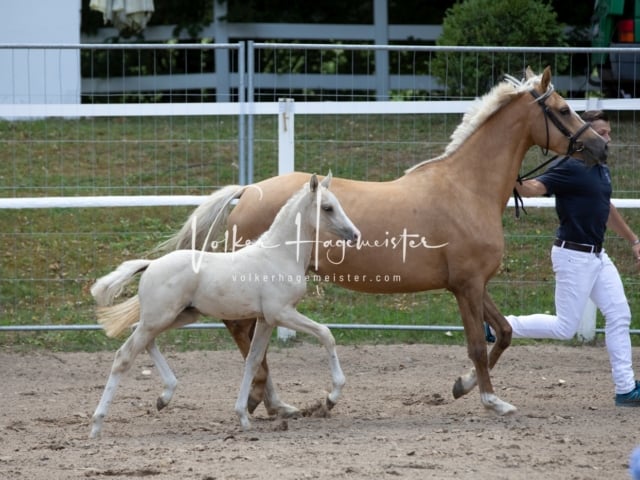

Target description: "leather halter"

left=529, top=87, right=591, bottom=156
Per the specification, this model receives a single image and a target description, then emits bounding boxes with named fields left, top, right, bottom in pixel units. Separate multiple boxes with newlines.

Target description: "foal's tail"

left=91, top=259, right=151, bottom=306
left=96, top=296, right=141, bottom=338
left=152, top=184, right=246, bottom=254
left=90, top=259, right=151, bottom=338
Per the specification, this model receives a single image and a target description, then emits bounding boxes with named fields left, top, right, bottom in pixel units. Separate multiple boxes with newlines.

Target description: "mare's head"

left=522, top=66, right=608, bottom=166
left=307, top=172, right=360, bottom=243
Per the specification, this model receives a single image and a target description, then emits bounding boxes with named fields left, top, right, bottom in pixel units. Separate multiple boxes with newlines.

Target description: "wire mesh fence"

left=2, top=42, right=640, bottom=349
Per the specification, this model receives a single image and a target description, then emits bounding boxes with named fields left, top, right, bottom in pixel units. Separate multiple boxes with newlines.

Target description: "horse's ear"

left=540, top=66, right=552, bottom=91
left=310, top=173, right=319, bottom=193
left=320, top=170, right=332, bottom=189
left=524, top=66, right=535, bottom=80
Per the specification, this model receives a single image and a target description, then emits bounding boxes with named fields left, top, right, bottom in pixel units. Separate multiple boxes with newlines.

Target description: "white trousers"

left=506, top=246, right=636, bottom=395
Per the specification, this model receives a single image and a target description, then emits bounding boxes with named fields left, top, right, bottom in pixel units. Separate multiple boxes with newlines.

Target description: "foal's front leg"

left=274, top=307, right=346, bottom=410
left=224, top=319, right=299, bottom=417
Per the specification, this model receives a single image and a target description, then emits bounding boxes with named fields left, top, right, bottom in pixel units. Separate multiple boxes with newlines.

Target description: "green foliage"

left=431, top=0, right=569, bottom=98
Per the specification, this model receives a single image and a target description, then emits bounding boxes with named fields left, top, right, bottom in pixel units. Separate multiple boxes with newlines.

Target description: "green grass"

left=2, top=113, right=640, bottom=351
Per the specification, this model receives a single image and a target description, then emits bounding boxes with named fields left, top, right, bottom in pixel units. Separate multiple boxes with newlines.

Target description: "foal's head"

left=307, top=172, right=360, bottom=243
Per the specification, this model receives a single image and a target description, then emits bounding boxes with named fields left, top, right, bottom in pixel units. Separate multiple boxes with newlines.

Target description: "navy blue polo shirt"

left=537, top=157, right=612, bottom=246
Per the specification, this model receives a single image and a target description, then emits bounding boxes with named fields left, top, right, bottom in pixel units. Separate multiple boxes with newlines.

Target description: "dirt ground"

left=1, top=341, right=639, bottom=480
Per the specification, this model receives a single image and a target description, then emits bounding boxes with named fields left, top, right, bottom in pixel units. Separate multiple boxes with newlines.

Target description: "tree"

left=431, top=0, right=568, bottom=98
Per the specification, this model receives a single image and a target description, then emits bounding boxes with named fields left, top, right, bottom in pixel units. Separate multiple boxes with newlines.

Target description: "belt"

left=553, top=238, right=602, bottom=254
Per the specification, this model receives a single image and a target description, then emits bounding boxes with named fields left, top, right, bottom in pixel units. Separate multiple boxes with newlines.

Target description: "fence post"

left=213, top=0, right=230, bottom=101
left=576, top=299, right=597, bottom=343
left=277, top=98, right=296, bottom=341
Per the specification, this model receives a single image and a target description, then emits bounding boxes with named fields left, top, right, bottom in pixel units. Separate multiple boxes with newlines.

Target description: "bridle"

left=529, top=87, right=591, bottom=156
left=511, top=85, right=592, bottom=218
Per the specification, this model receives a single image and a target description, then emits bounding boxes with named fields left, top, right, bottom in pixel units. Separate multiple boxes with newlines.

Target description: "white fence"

left=2, top=42, right=640, bottom=341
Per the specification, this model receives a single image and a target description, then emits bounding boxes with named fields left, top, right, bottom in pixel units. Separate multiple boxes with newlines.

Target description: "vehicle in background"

left=590, top=0, right=640, bottom=97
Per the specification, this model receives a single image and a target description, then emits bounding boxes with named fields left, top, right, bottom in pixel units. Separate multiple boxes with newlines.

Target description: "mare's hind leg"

left=453, top=290, right=513, bottom=399
left=451, top=284, right=515, bottom=416
left=223, top=319, right=298, bottom=417
left=90, top=325, right=158, bottom=438
left=485, top=292, right=513, bottom=368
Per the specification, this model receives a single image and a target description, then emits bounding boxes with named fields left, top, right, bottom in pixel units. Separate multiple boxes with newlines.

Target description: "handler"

left=490, top=110, right=640, bottom=406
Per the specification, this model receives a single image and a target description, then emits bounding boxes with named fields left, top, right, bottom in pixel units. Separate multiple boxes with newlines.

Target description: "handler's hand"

left=633, top=242, right=640, bottom=268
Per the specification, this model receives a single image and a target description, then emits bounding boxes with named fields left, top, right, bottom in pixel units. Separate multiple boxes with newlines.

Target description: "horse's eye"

left=560, top=107, right=570, bottom=115
left=322, top=205, right=334, bottom=212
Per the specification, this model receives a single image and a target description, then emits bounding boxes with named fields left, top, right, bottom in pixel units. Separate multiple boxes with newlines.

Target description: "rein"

left=512, top=154, right=564, bottom=218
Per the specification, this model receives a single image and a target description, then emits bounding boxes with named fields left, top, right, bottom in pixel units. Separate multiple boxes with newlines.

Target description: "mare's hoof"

left=247, top=396, right=261, bottom=414
left=326, top=397, right=336, bottom=410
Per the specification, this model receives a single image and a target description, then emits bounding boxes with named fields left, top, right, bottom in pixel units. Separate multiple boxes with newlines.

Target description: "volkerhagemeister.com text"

left=231, top=273, right=402, bottom=284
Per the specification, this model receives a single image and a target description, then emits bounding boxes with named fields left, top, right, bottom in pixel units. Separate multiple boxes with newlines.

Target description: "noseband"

left=529, top=87, right=591, bottom=156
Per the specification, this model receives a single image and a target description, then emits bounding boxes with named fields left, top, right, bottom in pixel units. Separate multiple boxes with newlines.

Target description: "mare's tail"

left=90, top=259, right=152, bottom=338
left=152, top=184, right=246, bottom=254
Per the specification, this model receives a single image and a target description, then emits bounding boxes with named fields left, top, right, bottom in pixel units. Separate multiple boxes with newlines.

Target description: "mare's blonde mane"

left=405, top=72, right=545, bottom=174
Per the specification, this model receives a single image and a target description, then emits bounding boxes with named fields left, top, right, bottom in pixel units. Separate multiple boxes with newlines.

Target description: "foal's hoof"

left=452, top=377, right=466, bottom=399
left=452, top=371, right=477, bottom=399
left=239, top=415, right=251, bottom=431
left=326, top=397, right=336, bottom=411
left=157, top=397, right=169, bottom=411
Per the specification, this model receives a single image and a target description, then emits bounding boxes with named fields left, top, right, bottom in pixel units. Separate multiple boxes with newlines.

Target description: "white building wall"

left=0, top=0, right=81, bottom=104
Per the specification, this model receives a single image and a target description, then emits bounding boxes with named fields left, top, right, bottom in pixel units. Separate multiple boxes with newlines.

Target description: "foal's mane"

left=405, top=72, right=545, bottom=174
left=256, top=182, right=312, bottom=245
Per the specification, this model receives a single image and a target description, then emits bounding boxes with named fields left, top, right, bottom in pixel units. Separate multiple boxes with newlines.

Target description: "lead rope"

left=512, top=155, right=570, bottom=218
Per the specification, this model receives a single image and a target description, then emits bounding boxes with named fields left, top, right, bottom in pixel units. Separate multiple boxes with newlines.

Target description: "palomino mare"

left=160, top=67, right=608, bottom=419
left=89, top=173, right=360, bottom=437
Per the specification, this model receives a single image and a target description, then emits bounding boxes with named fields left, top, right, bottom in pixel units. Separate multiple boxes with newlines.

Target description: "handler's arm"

left=608, top=202, right=640, bottom=243
left=514, top=178, right=547, bottom=197
left=608, top=203, right=640, bottom=265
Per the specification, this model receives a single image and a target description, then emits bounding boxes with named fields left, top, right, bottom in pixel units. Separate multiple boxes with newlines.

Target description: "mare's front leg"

left=453, top=289, right=513, bottom=398
left=223, top=319, right=298, bottom=417
left=452, top=283, right=516, bottom=416
left=234, top=318, right=274, bottom=430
